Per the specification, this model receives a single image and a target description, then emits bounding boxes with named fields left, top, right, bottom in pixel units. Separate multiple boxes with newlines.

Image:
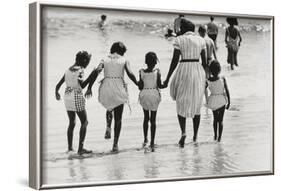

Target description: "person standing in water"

left=138, top=52, right=165, bottom=152
left=198, top=25, right=217, bottom=67
left=174, top=14, right=184, bottom=36
left=206, top=60, right=230, bottom=142
left=225, top=17, right=242, bottom=70
left=55, top=51, right=93, bottom=155
left=164, top=19, right=207, bottom=147
left=85, top=42, right=139, bottom=152
left=207, top=16, right=219, bottom=49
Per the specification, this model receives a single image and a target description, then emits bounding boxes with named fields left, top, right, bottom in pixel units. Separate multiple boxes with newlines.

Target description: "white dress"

left=170, top=31, right=206, bottom=118
left=98, top=53, right=129, bottom=111
left=63, top=66, right=85, bottom=112
left=207, top=78, right=228, bottom=111
left=139, top=69, right=161, bottom=111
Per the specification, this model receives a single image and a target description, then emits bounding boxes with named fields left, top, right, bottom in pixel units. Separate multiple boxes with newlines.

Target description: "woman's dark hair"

left=75, top=51, right=91, bottom=68
left=226, top=17, right=238, bottom=26
left=145, top=52, right=158, bottom=66
left=180, top=19, right=195, bottom=34
left=210, top=16, right=214, bottom=21
left=209, top=60, right=221, bottom=76
left=110, top=42, right=127, bottom=56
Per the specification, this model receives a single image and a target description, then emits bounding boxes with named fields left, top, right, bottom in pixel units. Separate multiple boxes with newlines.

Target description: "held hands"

left=84, top=89, right=93, bottom=99
left=55, top=91, right=61, bottom=101
left=163, top=79, right=169, bottom=88
left=226, top=103, right=230, bottom=110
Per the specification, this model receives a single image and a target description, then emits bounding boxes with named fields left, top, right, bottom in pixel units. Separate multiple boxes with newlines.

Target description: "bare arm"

left=55, top=75, right=65, bottom=100
left=225, top=29, right=228, bottom=44
left=138, top=70, right=144, bottom=90
left=156, top=69, right=165, bottom=89
left=204, top=81, right=209, bottom=104
left=212, top=42, right=217, bottom=60
left=223, top=77, right=231, bottom=109
left=238, top=30, right=242, bottom=46
left=164, top=48, right=181, bottom=86
left=84, top=63, right=103, bottom=98
left=125, top=61, right=138, bottom=86
left=200, top=49, right=207, bottom=71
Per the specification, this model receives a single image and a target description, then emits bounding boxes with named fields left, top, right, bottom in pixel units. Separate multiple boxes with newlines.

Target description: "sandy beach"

left=41, top=7, right=273, bottom=186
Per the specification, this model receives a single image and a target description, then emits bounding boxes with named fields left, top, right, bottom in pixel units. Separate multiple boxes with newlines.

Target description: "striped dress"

left=170, top=31, right=206, bottom=118
left=63, top=66, right=85, bottom=112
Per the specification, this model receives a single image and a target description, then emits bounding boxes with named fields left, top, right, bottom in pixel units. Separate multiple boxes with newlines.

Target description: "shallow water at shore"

left=41, top=7, right=273, bottom=186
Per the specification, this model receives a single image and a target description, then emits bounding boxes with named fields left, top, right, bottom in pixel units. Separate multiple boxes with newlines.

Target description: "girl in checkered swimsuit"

left=55, top=51, right=93, bottom=155
left=138, top=52, right=165, bottom=152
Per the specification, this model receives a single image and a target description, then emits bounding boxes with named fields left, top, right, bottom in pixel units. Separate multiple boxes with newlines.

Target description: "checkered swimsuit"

left=65, top=87, right=85, bottom=112
left=74, top=89, right=85, bottom=112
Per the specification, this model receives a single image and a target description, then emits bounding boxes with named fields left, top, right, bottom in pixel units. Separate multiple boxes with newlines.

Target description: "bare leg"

left=192, top=115, right=201, bottom=142
left=67, top=111, right=76, bottom=151
left=234, top=51, right=238, bottom=66
left=212, top=110, right=219, bottom=140
left=217, top=106, right=226, bottom=142
left=76, top=110, right=91, bottom=154
left=150, top=110, right=157, bottom=151
left=142, top=109, right=150, bottom=146
left=112, top=104, right=124, bottom=152
left=177, top=115, right=186, bottom=147
left=105, top=110, right=113, bottom=139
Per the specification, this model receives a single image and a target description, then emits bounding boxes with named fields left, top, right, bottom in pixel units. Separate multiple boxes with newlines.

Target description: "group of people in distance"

left=55, top=15, right=240, bottom=156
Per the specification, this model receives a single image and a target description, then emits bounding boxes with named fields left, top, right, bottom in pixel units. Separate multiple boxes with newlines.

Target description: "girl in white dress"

left=138, top=52, right=165, bottom=151
left=85, top=42, right=138, bottom=152
left=163, top=19, right=207, bottom=147
left=206, top=60, right=230, bottom=142
left=55, top=51, right=93, bottom=155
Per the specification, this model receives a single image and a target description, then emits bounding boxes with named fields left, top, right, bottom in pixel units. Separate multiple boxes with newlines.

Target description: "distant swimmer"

left=174, top=14, right=184, bottom=36
left=98, top=14, right=107, bottom=29
left=207, top=16, right=219, bottom=49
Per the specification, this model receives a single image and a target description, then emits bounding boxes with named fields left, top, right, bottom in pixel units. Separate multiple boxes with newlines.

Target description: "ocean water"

left=41, top=7, right=273, bottom=186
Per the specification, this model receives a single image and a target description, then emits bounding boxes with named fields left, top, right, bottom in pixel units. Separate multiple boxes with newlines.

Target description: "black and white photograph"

left=29, top=2, right=273, bottom=189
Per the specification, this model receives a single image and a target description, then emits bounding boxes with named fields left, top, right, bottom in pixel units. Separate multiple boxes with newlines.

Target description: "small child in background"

left=55, top=51, right=93, bottom=155
left=98, top=14, right=107, bottom=29
left=205, top=60, right=230, bottom=142
left=138, top=52, right=165, bottom=152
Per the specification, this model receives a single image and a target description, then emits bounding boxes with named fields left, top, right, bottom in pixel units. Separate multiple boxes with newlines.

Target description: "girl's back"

left=140, top=69, right=158, bottom=89
left=103, top=53, right=126, bottom=78
left=65, top=66, right=83, bottom=89
left=227, top=26, right=239, bottom=40
left=207, top=77, right=227, bottom=111
left=208, top=78, right=225, bottom=94
left=139, top=69, right=161, bottom=111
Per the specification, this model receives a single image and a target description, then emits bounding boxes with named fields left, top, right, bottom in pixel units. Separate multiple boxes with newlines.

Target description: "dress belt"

left=105, top=76, right=123, bottom=79
left=143, top=88, right=157, bottom=90
left=180, top=59, right=199, bottom=62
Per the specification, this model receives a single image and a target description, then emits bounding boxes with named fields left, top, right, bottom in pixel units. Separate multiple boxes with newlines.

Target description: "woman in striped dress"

left=163, top=19, right=207, bottom=147
left=55, top=51, right=93, bottom=155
